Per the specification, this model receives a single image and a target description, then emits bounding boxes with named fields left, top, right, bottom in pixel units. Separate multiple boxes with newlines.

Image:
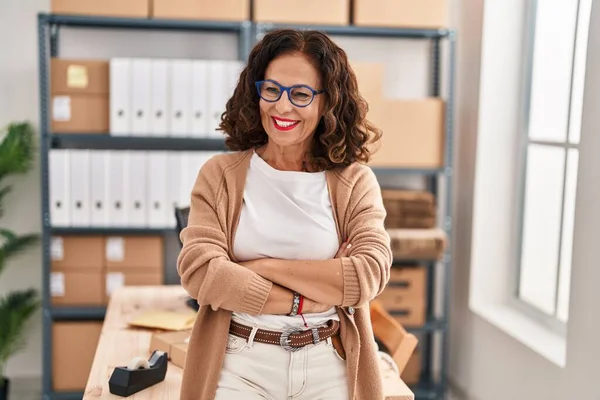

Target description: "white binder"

left=191, top=60, right=209, bottom=138
left=208, top=61, right=228, bottom=138
left=89, top=150, right=109, bottom=227
left=150, top=59, right=170, bottom=137
left=131, top=59, right=152, bottom=136
left=229, top=61, right=244, bottom=96
left=69, top=150, right=91, bottom=227
left=110, top=58, right=132, bottom=136
left=169, top=60, right=192, bottom=137
left=166, top=152, right=184, bottom=227
left=147, top=151, right=168, bottom=228
left=107, top=151, right=129, bottom=226
left=49, top=150, right=71, bottom=227
left=127, top=151, right=148, bottom=227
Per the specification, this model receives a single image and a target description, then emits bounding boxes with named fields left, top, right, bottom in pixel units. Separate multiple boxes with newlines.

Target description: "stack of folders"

left=49, top=149, right=222, bottom=229
left=109, top=58, right=245, bottom=137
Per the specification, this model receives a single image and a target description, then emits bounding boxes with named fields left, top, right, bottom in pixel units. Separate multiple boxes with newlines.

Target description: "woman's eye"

left=266, top=87, right=280, bottom=94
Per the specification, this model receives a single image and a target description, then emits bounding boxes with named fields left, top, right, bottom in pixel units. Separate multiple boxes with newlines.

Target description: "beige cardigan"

left=177, top=149, right=393, bottom=399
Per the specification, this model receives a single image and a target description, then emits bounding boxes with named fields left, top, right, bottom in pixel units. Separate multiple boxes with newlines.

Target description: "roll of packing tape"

left=127, top=356, right=150, bottom=371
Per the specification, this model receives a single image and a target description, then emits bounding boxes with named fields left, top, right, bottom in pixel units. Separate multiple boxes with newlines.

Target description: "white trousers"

left=215, top=333, right=349, bottom=400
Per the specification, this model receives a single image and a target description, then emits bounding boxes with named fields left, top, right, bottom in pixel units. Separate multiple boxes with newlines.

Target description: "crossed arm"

left=246, top=242, right=352, bottom=315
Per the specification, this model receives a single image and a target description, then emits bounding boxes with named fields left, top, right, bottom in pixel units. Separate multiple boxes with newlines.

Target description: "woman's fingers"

left=335, top=241, right=352, bottom=258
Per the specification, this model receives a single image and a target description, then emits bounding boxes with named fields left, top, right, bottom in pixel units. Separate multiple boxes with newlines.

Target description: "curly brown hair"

left=220, top=28, right=382, bottom=171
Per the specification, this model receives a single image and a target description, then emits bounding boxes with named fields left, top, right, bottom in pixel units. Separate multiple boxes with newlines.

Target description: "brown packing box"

left=368, top=98, right=445, bottom=168
left=51, top=269, right=105, bottom=306
left=50, top=236, right=105, bottom=306
left=53, top=321, right=103, bottom=392
left=152, top=0, right=249, bottom=21
left=254, top=0, right=350, bottom=25
left=353, top=0, right=447, bottom=29
left=150, top=330, right=191, bottom=359
left=401, top=350, right=421, bottom=384
left=51, top=59, right=109, bottom=96
left=377, top=267, right=426, bottom=326
left=51, top=236, right=104, bottom=269
left=170, top=342, right=189, bottom=369
left=51, top=95, right=109, bottom=133
left=51, top=0, right=149, bottom=18
left=104, top=236, right=164, bottom=270
left=387, top=228, right=447, bottom=260
left=104, top=269, right=164, bottom=303
left=149, top=331, right=188, bottom=369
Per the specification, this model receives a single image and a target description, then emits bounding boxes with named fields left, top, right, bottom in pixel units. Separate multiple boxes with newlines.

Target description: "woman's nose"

left=275, top=90, right=294, bottom=113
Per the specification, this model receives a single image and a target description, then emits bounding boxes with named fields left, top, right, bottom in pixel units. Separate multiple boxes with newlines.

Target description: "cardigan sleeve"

left=177, top=161, right=273, bottom=314
left=340, top=167, right=392, bottom=308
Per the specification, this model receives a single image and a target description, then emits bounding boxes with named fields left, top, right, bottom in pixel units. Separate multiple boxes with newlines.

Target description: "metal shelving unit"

left=38, top=12, right=455, bottom=400
left=51, top=306, right=106, bottom=321
left=49, top=133, right=229, bottom=152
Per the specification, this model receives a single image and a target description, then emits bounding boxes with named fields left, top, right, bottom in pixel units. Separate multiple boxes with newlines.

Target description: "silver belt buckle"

left=280, top=328, right=303, bottom=352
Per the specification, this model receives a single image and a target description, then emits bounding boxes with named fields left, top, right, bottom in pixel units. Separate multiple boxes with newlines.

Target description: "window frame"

left=513, top=0, right=588, bottom=333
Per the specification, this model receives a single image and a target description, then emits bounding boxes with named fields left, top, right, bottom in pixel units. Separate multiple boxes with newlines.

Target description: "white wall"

left=450, top=1, right=600, bottom=399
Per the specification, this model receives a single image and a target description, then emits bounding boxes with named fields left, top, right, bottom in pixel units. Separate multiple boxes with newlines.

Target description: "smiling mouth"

left=272, top=117, right=300, bottom=131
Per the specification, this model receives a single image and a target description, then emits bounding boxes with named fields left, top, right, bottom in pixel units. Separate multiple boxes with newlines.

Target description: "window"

left=515, top=0, right=592, bottom=327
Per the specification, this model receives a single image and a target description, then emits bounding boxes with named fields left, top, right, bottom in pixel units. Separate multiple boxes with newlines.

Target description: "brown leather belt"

left=229, top=319, right=346, bottom=360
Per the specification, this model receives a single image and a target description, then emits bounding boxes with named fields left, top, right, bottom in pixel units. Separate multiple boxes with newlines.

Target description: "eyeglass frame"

left=255, top=79, right=325, bottom=108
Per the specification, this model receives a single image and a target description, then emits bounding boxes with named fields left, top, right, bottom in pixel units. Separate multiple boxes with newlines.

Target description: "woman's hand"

left=335, top=240, right=352, bottom=258
left=302, top=296, right=333, bottom=313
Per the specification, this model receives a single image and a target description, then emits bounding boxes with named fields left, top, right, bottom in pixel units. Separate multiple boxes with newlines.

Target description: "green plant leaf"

left=0, top=122, right=36, bottom=180
left=0, top=186, right=11, bottom=219
left=0, top=289, right=40, bottom=377
left=0, top=233, right=39, bottom=277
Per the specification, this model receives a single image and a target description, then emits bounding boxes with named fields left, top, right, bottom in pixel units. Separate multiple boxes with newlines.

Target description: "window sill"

left=470, top=301, right=566, bottom=367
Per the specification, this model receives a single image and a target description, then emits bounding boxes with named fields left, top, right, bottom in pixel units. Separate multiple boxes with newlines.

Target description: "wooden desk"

left=84, top=286, right=414, bottom=400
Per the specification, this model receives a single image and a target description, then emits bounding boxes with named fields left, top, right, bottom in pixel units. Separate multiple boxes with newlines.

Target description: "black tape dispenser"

left=108, top=350, right=168, bottom=397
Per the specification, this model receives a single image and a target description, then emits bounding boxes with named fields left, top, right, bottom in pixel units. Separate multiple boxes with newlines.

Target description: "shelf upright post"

left=239, top=20, right=253, bottom=62
left=439, top=30, right=457, bottom=400
left=38, top=13, right=53, bottom=400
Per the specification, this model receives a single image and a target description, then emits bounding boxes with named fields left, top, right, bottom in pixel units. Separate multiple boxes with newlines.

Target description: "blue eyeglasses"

left=255, top=79, right=324, bottom=107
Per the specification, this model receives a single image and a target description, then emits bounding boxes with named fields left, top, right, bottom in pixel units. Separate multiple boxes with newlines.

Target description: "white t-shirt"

left=232, top=151, right=341, bottom=330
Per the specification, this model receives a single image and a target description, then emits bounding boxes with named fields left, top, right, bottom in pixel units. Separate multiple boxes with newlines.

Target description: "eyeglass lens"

left=258, top=81, right=314, bottom=106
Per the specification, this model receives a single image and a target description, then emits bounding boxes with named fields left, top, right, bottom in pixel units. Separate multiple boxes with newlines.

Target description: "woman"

left=178, top=28, right=392, bottom=400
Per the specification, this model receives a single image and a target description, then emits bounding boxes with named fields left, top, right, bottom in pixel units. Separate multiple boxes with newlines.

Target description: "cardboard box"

left=104, top=236, right=164, bottom=270
left=253, top=0, right=350, bottom=25
left=150, top=330, right=191, bottom=358
left=51, top=269, right=105, bottom=306
left=51, top=95, right=109, bottom=133
left=170, top=342, right=188, bottom=369
left=401, top=350, right=421, bottom=384
left=368, top=98, right=445, bottom=168
left=51, top=59, right=109, bottom=96
left=152, top=0, right=249, bottom=21
left=104, top=270, right=164, bottom=303
left=51, top=236, right=104, bottom=270
left=53, top=321, right=103, bottom=391
left=353, top=0, right=447, bottom=29
left=377, top=267, right=426, bottom=326
left=51, top=0, right=149, bottom=18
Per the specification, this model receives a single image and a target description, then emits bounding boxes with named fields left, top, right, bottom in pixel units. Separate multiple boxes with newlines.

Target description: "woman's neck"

left=256, top=143, right=311, bottom=172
